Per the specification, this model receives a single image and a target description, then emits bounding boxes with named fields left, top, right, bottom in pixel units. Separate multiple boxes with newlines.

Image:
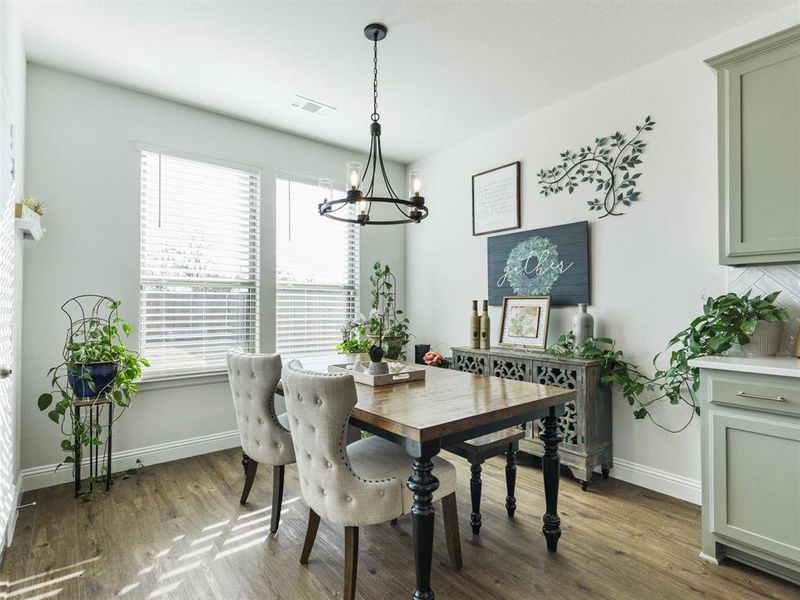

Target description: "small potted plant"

left=337, top=336, right=371, bottom=363
left=15, top=196, right=45, bottom=240
left=720, top=291, right=790, bottom=356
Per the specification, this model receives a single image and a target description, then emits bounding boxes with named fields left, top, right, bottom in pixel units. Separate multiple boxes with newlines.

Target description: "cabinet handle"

left=737, top=391, right=786, bottom=403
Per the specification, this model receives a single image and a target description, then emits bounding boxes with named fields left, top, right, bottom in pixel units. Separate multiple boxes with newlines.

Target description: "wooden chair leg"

left=300, top=508, right=320, bottom=564
left=505, top=443, right=518, bottom=517
left=344, top=526, right=359, bottom=600
left=469, top=461, right=483, bottom=534
left=240, top=453, right=259, bottom=505
left=441, top=492, right=463, bottom=571
left=270, top=465, right=285, bottom=533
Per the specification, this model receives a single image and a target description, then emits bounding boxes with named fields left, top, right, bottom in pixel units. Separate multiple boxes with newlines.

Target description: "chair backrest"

left=283, top=360, right=399, bottom=526
left=227, top=349, right=294, bottom=466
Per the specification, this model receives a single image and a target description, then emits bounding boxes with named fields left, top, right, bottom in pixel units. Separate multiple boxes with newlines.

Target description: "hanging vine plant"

left=537, top=115, right=655, bottom=217
left=545, top=290, right=789, bottom=433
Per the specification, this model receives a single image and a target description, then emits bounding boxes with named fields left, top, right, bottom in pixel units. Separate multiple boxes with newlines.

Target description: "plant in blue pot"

left=37, top=295, right=149, bottom=487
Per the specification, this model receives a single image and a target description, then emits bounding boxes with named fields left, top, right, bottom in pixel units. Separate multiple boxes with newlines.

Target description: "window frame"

left=274, top=173, right=360, bottom=359
left=138, top=145, right=262, bottom=383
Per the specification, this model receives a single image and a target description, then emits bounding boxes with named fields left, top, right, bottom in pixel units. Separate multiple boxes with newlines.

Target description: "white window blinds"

left=140, top=150, right=261, bottom=379
left=276, top=177, right=359, bottom=357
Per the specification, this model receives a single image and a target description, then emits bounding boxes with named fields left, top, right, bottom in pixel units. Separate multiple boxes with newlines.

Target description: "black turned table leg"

left=469, top=462, right=483, bottom=534
left=407, top=455, right=439, bottom=600
left=540, top=406, right=563, bottom=552
left=505, top=442, right=517, bottom=518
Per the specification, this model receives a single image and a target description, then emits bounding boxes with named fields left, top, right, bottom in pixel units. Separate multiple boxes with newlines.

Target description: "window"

left=139, top=150, right=260, bottom=379
left=276, top=176, right=359, bottom=357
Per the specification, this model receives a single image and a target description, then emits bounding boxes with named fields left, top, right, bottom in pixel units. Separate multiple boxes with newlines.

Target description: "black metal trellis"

left=60, top=294, right=124, bottom=498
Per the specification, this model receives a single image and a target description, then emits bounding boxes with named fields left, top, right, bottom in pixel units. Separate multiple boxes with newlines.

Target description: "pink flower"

left=423, top=351, right=444, bottom=366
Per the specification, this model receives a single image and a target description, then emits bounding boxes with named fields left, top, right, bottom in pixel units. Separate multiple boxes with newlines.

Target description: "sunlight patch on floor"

left=116, top=581, right=140, bottom=597
left=7, top=588, right=62, bottom=600
left=2, top=571, right=84, bottom=598
left=222, top=525, right=270, bottom=546
left=201, top=519, right=230, bottom=532
left=2, top=557, right=99, bottom=588
left=157, top=560, right=202, bottom=582
left=214, top=535, right=268, bottom=560
left=189, top=531, right=223, bottom=546
left=146, top=579, right=184, bottom=599
left=178, top=544, right=215, bottom=561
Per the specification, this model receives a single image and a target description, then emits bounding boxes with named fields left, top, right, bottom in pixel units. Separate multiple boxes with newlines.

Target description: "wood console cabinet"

left=452, top=346, right=613, bottom=489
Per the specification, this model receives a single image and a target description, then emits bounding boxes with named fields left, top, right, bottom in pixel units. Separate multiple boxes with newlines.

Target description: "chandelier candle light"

left=318, top=23, right=428, bottom=226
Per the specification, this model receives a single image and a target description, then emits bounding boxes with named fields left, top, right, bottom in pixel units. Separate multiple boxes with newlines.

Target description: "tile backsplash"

left=726, top=265, right=800, bottom=356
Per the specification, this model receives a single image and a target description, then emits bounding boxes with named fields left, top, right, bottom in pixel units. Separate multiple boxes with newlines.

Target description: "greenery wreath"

left=504, top=236, right=562, bottom=295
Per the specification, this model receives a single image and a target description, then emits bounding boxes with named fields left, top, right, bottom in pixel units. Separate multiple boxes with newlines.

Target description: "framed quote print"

left=472, top=161, right=520, bottom=236
left=499, top=295, right=551, bottom=349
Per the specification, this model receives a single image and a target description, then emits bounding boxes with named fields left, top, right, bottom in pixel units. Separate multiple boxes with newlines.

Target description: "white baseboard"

left=607, top=458, right=701, bottom=505
left=21, top=429, right=241, bottom=492
left=1, top=471, right=25, bottom=562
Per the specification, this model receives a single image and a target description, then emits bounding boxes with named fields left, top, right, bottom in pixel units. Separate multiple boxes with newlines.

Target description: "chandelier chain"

left=372, top=35, right=379, bottom=122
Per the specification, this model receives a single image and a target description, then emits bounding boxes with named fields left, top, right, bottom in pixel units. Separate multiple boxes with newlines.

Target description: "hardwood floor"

left=1, top=448, right=796, bottom=599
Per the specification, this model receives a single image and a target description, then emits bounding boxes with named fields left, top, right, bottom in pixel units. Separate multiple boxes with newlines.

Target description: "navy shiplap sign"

left=487, top=221, right=590, bottom=306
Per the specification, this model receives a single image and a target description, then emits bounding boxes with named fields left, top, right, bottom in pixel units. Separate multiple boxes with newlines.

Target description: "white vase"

left=572, top=303, right=594, bottom=345
left=368, top=361, right=389, bottom=375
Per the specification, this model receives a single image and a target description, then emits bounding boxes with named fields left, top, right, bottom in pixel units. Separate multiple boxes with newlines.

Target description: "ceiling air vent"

left=290, top=95, right=336, bottom=116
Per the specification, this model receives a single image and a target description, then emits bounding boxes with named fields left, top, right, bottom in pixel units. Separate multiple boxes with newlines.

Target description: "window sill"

left=137, top=372, right=229, bottom=392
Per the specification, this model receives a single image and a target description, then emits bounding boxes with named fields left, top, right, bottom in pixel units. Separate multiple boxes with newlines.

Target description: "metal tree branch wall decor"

left=537, top=116, right=655, bottom=217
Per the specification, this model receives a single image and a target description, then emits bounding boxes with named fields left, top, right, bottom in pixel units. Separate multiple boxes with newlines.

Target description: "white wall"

left=21, top=65, right=406, bottom=487
left=0, top=0, right=26, bottom=552
left=407, top=5, right=800, bottom=503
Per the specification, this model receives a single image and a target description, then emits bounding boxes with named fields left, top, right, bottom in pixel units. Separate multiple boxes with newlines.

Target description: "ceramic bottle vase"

left=479, top=300, right=491, bottom=349
left=470, top=300, right=480, bottom=349
left=573, top=303, right=594, bottom=346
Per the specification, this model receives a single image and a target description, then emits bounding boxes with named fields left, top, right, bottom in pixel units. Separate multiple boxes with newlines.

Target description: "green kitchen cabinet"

left=692, top=357, right=800, bottom=586
left=707, top=25, right=800, bottom=265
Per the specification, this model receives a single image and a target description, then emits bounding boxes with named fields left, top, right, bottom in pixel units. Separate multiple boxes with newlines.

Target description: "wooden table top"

left=286, top=359, right=575, bottom=445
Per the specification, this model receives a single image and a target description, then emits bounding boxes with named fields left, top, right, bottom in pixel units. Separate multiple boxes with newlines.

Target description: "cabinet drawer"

left=711, top=372, right=800, bottom=418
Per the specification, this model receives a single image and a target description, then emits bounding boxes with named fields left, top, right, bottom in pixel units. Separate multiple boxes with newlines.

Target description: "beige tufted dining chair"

left=227, top=349, right=294, bottom=534
left=282, top=360, right=462, bottom=600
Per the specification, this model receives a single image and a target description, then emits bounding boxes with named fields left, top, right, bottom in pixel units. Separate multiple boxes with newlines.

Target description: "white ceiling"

left=14, top=0, right=794, bottom=163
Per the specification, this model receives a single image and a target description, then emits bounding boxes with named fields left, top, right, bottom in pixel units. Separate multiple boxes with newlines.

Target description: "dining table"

left=283, top=359, right=575, bottom=600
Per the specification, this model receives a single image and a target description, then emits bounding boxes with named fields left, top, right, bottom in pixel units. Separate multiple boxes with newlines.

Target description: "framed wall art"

left=487, top=220, right=590, bottom=306
left=472, top=161, right=520, bottom=236
left=499, top=295, right=551, bottom=349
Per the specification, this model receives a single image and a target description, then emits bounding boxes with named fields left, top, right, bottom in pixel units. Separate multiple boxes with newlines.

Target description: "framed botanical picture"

left=472, top=161, right=520, bottom=236
left=499, top=295, right=551, bottom=349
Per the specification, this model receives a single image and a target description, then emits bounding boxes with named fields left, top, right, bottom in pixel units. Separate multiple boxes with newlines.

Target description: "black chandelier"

left=318, top=23, right=427, bottom=226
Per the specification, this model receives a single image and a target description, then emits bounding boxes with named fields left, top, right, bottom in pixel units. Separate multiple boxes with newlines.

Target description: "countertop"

left=688, top=355, right=800, bottom=378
